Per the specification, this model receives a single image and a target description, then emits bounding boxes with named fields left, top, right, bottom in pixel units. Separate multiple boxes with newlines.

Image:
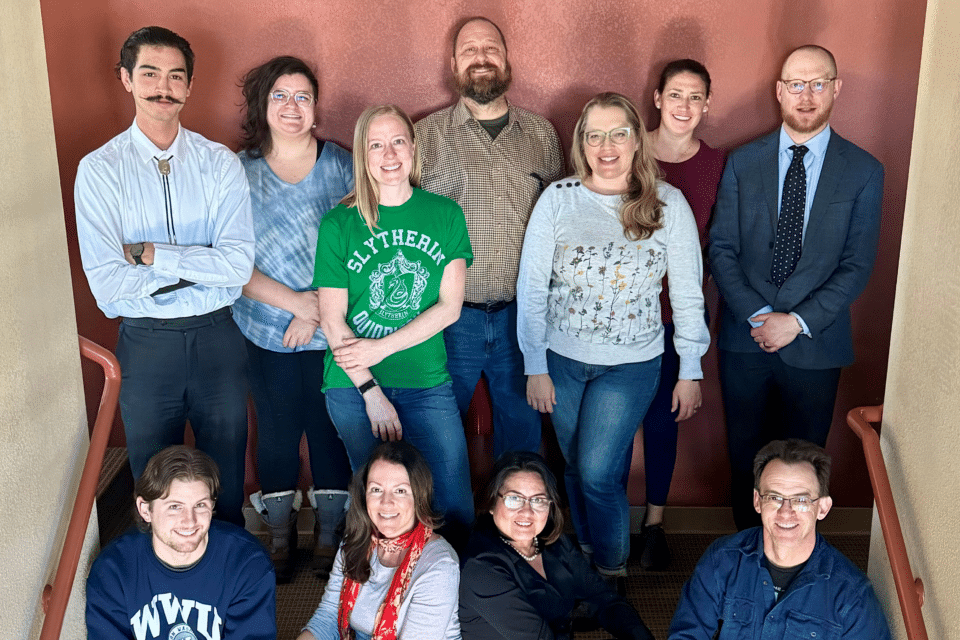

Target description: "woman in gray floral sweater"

left=517, top=92, right=709, bottom=583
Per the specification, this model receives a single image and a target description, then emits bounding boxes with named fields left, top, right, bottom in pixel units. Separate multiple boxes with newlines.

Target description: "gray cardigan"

left=517, top=178, right=708, bottom=380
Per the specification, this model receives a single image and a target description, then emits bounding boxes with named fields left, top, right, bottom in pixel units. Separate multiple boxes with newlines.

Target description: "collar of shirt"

left=778, top=123, right=831, bottom=163
left=130, top=119, right=185, bottom=167
left=452, top=97, right=518, bottom=132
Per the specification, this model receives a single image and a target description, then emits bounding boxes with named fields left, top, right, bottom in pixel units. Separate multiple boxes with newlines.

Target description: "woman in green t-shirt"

left=313, top=105, right=475, bottom=544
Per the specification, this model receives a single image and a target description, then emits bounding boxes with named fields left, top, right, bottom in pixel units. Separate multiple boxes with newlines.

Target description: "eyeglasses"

left=584, top=127, right=633, bottom=147
left=758, top=494, right=822, bottom=513
left=498, top=492, right=551, bottom=513
left=780, top=78, right=836, bottom=94
left=270, top=90, right=315, bottom=107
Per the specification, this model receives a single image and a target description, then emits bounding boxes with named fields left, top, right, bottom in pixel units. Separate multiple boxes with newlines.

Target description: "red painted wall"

left=40, top=0, right=926, bottom=507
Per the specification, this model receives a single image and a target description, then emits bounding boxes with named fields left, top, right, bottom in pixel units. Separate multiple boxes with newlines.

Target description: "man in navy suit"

left=710, top=45, right=884, bottom=529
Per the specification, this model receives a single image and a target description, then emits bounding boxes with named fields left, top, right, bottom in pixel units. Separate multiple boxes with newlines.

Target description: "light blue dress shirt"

left=749, top=125, right=832, bottom=334
left=75, top=121, right=255, bottom=319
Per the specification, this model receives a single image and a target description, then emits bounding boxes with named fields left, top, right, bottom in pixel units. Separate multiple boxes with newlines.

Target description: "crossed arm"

left=318, top=258, right=466, bottom=440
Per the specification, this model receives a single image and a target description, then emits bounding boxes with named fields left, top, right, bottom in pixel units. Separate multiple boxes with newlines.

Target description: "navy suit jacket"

left=709, top=128, right=884, bottom=369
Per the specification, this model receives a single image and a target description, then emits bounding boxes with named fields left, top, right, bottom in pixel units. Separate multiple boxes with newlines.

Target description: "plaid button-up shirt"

left=416, top=100, right=563, bottom=303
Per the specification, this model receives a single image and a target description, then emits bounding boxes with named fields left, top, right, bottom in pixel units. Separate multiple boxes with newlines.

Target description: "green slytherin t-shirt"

left=313, top=188, right=473, bottom=389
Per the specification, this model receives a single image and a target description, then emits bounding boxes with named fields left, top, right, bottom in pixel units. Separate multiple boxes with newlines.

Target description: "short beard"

left=455, top=62, right=512, bottom=105
left=782, top=103, right=832, bottom=135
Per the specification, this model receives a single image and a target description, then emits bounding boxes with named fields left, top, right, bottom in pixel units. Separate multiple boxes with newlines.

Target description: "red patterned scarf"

left=337, top=521, right=431, bottom=640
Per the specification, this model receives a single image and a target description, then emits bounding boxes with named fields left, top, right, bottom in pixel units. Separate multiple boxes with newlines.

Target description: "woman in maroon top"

left=637, top=59, right=726, bottom=570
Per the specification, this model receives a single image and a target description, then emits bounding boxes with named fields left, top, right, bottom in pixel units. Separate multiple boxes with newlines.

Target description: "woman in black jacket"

left=458, top=451, right=654, bottom=640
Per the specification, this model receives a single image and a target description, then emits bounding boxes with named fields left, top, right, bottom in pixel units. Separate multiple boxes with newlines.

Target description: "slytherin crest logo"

left=368, top=249, right=429, bottom=322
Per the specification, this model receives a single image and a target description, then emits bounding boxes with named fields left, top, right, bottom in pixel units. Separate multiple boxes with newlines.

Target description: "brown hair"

left=451, top=16, right=508, bottom=56
left=753, top=439, right=832, bottom=497
left=115, top=26, right=194, bottom=82
left=134, top=445, right=220, bottom=532
left=340, top=104, right=421, bottom=234
left=482, top=451, right=564, bottom=545
left=239, top=56, right=319, bottom=158
left=657, top=58, right=712, bottom=95
left=570, top=92, right=665, bottom=240
left=340, top=440, right=442, bottom=583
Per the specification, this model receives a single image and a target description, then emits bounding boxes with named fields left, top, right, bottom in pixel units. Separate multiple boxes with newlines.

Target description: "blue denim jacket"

left=669, top=528, right=891, bottom=639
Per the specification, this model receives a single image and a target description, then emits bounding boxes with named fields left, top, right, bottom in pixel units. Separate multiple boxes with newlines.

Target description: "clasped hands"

left=749, top=312, right=803, bottom=353
left=283, top=290, right=323, bottom=349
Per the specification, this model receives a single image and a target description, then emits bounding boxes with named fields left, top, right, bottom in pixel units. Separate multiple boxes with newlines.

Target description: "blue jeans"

left=245, top=340, right=351, bottom=494
left=116, top=313, right=248, bottom=526
left=636, top=322, right=682, bottom=506
left=547, top=350, right=661, bottom=574
left=443, top=302, right=542, bottom=456
left=325, top=383, right=475, bottom=532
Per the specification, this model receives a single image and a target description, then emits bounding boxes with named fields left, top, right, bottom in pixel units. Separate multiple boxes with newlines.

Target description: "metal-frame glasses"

left=780, top=77, right=836, bottom=94
left=498, top=492, right=551, bottom=513
left=270, top=90, right=315, bottom=106
left=583, top=127, right=633, bottom=147
left=758, top=493, right=822, bottom=513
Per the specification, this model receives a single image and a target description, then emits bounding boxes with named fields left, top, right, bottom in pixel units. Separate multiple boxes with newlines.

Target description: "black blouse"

left=458, top=525, right=653, bottom=640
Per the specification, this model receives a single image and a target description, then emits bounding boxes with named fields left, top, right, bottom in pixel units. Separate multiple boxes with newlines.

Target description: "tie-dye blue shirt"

left=233, top=142, right=354, bottom=352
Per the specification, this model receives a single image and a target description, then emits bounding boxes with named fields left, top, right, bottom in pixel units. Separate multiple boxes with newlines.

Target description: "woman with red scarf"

left=298, top=440, right=461, bottom=640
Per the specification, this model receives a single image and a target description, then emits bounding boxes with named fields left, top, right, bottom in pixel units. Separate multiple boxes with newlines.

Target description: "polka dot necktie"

left=771, top=145, right=808, bottom=287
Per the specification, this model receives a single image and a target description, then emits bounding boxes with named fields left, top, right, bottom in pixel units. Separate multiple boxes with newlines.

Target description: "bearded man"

left=709, top=45, right=884, bottom=530
left=415, top=17, right=563, bottom=457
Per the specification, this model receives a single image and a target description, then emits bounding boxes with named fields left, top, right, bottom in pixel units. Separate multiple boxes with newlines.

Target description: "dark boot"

left=639, top=522, right=671, bottom=571
left=250, top=489, right=300, bottom=583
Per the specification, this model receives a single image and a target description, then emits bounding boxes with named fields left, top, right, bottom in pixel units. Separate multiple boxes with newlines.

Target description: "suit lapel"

left=759, top=133, right=780, bottom=229
left=801, top=133, right=847, bottom=260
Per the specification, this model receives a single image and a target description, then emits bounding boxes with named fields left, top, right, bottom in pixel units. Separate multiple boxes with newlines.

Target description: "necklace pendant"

left=158, top=158, right=171, bottom=175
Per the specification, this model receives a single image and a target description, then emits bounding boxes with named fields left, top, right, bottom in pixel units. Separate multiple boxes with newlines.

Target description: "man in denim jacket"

left=669, top=439, right=891, bottom=639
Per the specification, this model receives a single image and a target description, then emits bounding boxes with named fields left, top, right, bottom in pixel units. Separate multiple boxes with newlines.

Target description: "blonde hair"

left=570, top=92, right=664, bottom=240
left=340, top=104, right=422, bottom=233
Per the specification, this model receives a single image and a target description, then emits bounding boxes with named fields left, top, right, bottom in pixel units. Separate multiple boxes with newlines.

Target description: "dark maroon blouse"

left=657, top=139, right=726, bottom=324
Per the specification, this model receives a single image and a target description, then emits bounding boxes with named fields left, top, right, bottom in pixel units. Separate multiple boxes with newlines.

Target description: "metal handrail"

left=39, top=336, right=121, bottom=640
left=846, top=405, right=927, bottom=640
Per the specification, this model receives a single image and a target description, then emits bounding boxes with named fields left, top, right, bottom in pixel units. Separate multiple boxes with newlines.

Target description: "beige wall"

left=0, top=2, right=99, bottom=638
left=869, top=0, right=960, bottom=637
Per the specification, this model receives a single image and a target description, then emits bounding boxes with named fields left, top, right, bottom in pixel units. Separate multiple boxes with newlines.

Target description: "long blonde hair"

left=340, top=104, right=422, bottom=233
left=570, top=92, right=664, bottom=240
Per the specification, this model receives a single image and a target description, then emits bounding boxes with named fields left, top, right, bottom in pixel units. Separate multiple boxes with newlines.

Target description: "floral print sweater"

left=518, top=178, right=709, bottom=379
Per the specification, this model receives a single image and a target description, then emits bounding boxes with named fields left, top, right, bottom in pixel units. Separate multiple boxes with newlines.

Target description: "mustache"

left=145, top=95, right=183, bottom=104
left=467, top=63, right=499, bottom=74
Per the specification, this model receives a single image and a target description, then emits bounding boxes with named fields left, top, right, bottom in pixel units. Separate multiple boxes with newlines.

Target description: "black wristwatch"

left=130, top=242, right=145, bottom=265
left=358, top=378, right=379, bottom=395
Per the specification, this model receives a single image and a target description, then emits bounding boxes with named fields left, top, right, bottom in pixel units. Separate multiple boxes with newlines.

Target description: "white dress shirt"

left=75, top=121, right=254, bottom=319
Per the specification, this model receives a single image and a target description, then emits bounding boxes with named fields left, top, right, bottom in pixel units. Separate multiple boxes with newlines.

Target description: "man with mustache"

left=415, top=17, right=563, bottom=457
left=709, top=45, right=884, bottom=530
left=75, top=26, right=254, bottom=526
